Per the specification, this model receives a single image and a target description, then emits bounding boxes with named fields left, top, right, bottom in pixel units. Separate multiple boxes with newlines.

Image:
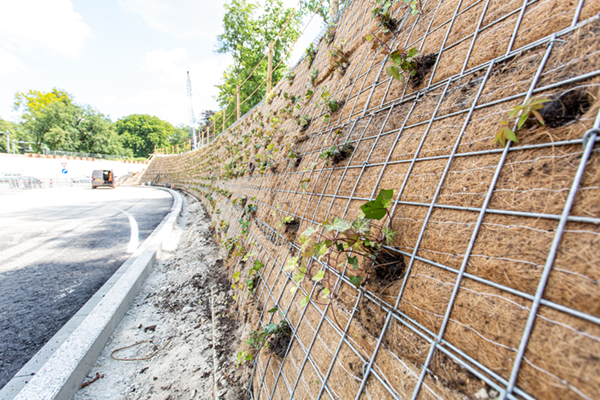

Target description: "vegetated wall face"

left=142, top=0, right=600, bottom=398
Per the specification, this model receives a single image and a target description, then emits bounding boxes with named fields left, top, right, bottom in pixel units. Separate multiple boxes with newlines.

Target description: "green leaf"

left=389, top=50, right=404, bottom=65
left=322, top=287, right=330, bottom=299
left=349, top=275, right=363, bottom=288
left=352, top=217, right=371, bottom=234
left=301, top=226, right=318, bottom=238
left=365, top=34, right=373, bottom=41
left=382, top=226, right=397, bottom=244
left=312, top=270, right=325, bottom=282
left=299, top=295, right=310, bottom=308
left=267, top=307, right=278, bottom=313
left=232, top=271, right=241, bottom=283
left=348, top=256, right=359, bottom=269
left=386, top=65, right=401, bottom=81
left=325, top=217, right=352, bottom=233
left=361, top=189, right=394, bottom=220
left=314, top=241, right=328, bottom=260
left=336, top=242, right=345, bottom=252
left=284, top=256, right=299, bottom=272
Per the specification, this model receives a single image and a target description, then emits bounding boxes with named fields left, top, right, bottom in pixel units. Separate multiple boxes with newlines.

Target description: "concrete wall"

left=0, top=154, right=147, bottom=187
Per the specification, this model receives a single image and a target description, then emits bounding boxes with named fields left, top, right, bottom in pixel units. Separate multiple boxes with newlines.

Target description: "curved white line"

left=113, top=207, right=139, bottom=253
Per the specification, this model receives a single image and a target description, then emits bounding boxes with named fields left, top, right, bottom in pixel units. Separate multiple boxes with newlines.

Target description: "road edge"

left=2, top=187, right=182, bottom=400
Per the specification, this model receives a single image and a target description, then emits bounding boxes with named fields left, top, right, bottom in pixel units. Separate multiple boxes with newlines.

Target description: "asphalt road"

left=0, top=186, right=173, bottom=389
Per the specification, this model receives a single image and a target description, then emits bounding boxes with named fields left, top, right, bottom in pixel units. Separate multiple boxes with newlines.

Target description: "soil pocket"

left=268, top=324, right=291, bottom=358
left=539, top=88, right=592, bottom=128
left=410, top=54, right=438, bottom=87
left=372, top=248, right=406, bottom=283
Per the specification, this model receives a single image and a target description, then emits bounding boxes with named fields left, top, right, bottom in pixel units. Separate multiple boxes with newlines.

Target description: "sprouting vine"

left=495, top=97, right=550, bottom=146
left=285, top=190, right=397, bottom=319
left=305, top=43, right=317, bottom=66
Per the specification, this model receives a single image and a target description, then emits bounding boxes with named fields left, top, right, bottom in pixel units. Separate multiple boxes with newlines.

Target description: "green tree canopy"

left=115, top=114, right=175, bottom=158
left=12, top=88, right=129, bottom=156
left=215, top=0, right=302, bottom=132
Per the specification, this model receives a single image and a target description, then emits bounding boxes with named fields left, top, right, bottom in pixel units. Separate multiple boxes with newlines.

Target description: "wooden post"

left=267, top=42, right=274, bottom=94
left=330, top=0, right=339, bottom=20
left=236, top=85, right=241, bottom=121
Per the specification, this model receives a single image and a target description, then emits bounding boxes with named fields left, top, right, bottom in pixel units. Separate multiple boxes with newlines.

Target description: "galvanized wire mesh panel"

left=142, top=1, right=600, bottom=399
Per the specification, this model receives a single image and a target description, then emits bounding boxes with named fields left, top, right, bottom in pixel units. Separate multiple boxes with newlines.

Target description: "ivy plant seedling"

left=387, top=47, right=421, bottom=83
left=495, top=97, right=550, bottom=146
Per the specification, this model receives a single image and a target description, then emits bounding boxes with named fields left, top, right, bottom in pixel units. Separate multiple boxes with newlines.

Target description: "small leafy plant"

left=319, top=142, right=354, bottom=165
left=329, top=43, right=350, bottom=74
left=236, top=319, right=290, bottom=367
left=305, top=43, right=317, bottom=66
left=321, top=88, right=341, bottom=122
left=370, top=0, right=398, bottom=33
left=305, top=89, right=314, bottom=101
left=278, top=215, right=298, bottom=228
left=286, top=71, right=295, bottom=84
left=298, top=115, right=310, bottom=132
left=310, top=68, right=319, bottom=86
left=495, top=97, right=550, bottom=146
left=285, top=190, right=399, bottom=316
left=325, top=23, right=336, bottom=45
left=387, top=47, right=421, bottom=83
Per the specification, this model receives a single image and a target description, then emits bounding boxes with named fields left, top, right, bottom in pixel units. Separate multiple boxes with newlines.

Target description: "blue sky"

left=0, top=0, right=322, bottom=126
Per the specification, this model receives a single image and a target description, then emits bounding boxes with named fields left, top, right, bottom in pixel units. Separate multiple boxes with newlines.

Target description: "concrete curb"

left=1, top=187, right=182, bottom=400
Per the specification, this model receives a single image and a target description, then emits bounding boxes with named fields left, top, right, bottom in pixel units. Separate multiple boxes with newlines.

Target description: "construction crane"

left=186, top=71, right=197, bottom=150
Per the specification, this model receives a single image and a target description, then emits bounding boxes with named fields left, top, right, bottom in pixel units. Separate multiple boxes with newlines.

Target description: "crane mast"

left=186, top=71, right=197, bottom=149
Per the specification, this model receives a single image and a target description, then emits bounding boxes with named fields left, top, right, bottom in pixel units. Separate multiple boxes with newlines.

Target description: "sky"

left=0, top=0, right=323, bottom=127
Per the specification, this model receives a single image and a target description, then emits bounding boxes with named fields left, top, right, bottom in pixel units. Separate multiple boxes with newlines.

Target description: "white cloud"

left=0, top=0, right=92, bottom=58
left=118, top=0, right=224, bottom=39
left=0, top=49, right=24, bottom=76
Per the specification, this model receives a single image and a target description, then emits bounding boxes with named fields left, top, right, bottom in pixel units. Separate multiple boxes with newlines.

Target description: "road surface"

left=0, top=186, right=173, bottom=389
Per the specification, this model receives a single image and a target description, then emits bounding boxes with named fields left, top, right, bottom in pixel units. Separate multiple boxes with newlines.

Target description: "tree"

left=13, top=88, right=128, bottom=156
left=115, top=114, right=175, bottom=158
left=0, top=118, right=30, bottom=154
left=215, top=0, right=302, bottom=132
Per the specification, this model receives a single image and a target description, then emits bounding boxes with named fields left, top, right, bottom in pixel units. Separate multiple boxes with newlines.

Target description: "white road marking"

left=113, top=207, right=139, bottom=253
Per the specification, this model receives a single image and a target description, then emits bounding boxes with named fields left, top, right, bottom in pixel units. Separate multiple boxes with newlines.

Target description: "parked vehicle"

left=92, top=169, right=115, bottom=189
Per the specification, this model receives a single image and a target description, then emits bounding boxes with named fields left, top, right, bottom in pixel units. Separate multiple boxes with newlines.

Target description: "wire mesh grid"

left=143, top=0, right=600, bottom=398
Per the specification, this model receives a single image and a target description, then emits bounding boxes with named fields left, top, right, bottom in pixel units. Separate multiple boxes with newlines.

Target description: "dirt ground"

left=74, top=192, right=250, bottom=400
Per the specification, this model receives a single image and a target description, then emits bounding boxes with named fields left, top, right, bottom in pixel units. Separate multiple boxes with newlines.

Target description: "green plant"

left=305, top=43, right=317, bottom=66
left=286, top=190, right=397, bottom=309
left=236, top=319, right=289, bottom=367
left=321, top=88, right=341, bottom=122
left=370, top=0, right=398, bottom=32
left=310, top=68, right=319, bottom=86
left=386, top=47, right=421, bottom=83
left=329, top=43, right=350, bottom=74
left=298, top=115, right=310, bottom=127
left=266, top=91, right=277, bottom=104
left=325, top=23, right=336, bottom=45
left=495, top=97, right=550, bottom=146
left=319, top=142, right=354, bottom=165
left=286, top=71, right=295, bottom=84
left=305, top=89, right=314, bottom=101
left=246, top=259, right=264, bottom=293
left=278, top=215, right=297, bottom=228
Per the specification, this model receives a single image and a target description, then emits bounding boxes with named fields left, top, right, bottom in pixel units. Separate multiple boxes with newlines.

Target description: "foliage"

left=116, top=114, right=176, bottom=158
left=386, top=47, right=421, bottom=83
left=237, top=320, right=289, bottom=366
left=310, top=68, right=319, bottom=86
left=285, top=190, right=396, bottom=310
left=324, top=23, right=336, bottom=45
left=495, top=97, right=550, bottom=146
left=370, top=0, right=398, bottom=32
left=298, top=115, right=310, bottom=127
left=319, top=141, right=354, bottom=164
left=329, top=42, right=350, bottom=73
left=305, top=89, right=314, bottom=101
left=305, top=43, right=317, bottom=66
left=13, top=88, right=130, bottom=156
left=215, top=0, right=302, bottom=133
left=278, top=215, right=297, bottom=228
left=321, top=88, right=341, bottom=122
